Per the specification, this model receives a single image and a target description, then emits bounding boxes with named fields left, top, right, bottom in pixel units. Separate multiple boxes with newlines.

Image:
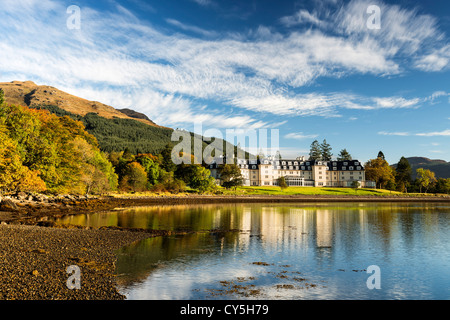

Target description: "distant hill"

left=392, top=157, right=450, bottom=179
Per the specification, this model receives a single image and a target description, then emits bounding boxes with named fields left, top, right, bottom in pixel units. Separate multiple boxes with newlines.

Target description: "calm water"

left=54, top=202, right=450, bottom=300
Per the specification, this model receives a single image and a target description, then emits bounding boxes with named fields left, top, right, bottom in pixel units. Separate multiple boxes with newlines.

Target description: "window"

left=301, top=166, right=305, bottom=170
left=349, top=166, right=354, bottom=170
left=343, top=162, right=348, bottom=166
left=306, top=162, right=310, bottom=165
left=333, top=167, right=337, bottom=171
left=333, top=162, right=337, bottom=166
left=265, top=175, right=269, bottom=179
left=355, top=162, right=359, bottom=165
left=319, top=176, right=322, bottom=179
left=357, top=166, right=361, bottom=170
left=282, top=161, right=286, bottom=165
left=252, top=165, right=256, bottom=169
left=342, top=167, right=346, bottom=170
left=294, top=162, right=298, bottom=165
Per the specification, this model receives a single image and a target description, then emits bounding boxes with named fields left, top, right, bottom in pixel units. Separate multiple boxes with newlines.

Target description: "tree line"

left=309, top=139, right=352, bottom=161
left=307, top=139, right=450, bottom=194
left=364, top=153, right=450, bottom=194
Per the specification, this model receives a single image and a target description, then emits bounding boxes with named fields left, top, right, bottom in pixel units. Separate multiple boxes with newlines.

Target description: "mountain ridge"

left=393, top=156, right=450, bottom=179
left=0, top=80, right=163, bottom=128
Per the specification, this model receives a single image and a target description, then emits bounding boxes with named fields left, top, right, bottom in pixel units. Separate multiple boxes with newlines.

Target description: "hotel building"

left=209, top=156, right=375, bottom=188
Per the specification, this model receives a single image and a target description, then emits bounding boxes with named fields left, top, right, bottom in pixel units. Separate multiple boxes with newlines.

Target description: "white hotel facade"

left=210, top=156, right=375, bottom=188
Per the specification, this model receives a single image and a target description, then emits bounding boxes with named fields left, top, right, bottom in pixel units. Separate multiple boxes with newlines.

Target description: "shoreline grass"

left=105, top=186, right=449, bottom=198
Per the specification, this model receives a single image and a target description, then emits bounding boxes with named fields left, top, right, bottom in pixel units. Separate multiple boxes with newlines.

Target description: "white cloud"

left=416, top=129, right=450, bottom=137
left=379, top=129, right=450, bottom=137
left=373, top=97, right=421, bottom=109
left=285, top=132, right=319, bottom=140
left=414, top=45, right=450, bottom=71
left=0, top=0, right=447, bottom=130
left=166, top=18, right=218, bottom=37
left=190, top=0, right=214, bottom=7
left=280, top=10, right=324, bottom=27
left=378, top=131, right=411, bottom=136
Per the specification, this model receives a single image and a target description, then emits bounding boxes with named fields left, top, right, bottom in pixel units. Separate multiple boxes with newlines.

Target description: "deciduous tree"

left=416, top=168, right=436, bottom=194
left=364, top=157, right=395, bottom=189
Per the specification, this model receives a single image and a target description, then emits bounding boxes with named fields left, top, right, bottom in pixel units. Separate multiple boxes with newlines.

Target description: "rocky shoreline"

left=1, top=191, right=449, bottom=300
left=2, top=191, right=450, bottom=225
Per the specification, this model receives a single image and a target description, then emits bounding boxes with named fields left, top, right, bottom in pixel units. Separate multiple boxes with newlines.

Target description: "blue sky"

left=0, top=0, right=449, bottom=164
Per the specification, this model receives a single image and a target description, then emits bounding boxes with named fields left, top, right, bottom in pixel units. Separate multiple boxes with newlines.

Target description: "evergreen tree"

left=395, top=156, right=412, bottom=193
left=320, top=139, right=333, bottom=161
left=309, top=140, right=322, bottom=161
left=160, top=143, right=177, bottom=172
left=337, top=149, right=352, bottom=161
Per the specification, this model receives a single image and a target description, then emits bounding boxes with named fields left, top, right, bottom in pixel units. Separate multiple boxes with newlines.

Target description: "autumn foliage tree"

left=364, top=157, right=395, bottom=189
left=0, top=102, right=118, bottom=194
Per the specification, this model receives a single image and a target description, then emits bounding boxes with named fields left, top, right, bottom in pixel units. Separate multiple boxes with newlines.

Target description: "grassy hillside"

left=0, top=80, right=160, bottom=127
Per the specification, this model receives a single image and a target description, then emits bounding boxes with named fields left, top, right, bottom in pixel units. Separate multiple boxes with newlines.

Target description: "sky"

left=0, top=0, right=449, bottom=164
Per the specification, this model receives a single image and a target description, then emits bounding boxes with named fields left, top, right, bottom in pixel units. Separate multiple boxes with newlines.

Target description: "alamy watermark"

left=66, top=265, right=81, bottom=290
left=67, top=5, right=81, bottom=30
left=366, top=265, right=381, bottom=290
left=170, top=123, right=280, bottom=165
left=366, top=5, right=381, bottom=30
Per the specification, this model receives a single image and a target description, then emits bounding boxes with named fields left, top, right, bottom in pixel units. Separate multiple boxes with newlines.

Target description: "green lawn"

left=220, top=186, right=404, bottom=196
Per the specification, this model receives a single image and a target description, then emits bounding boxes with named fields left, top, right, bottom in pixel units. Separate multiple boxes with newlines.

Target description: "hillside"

left=393, top=157, right=450, bottom=179
left=0, top=81, right=246, bottom=158
left=0, top=81, right=160, bottom=127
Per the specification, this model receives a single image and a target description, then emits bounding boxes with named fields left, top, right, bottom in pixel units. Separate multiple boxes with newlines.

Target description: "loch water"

left=54, top=202, right=450, bottom=300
